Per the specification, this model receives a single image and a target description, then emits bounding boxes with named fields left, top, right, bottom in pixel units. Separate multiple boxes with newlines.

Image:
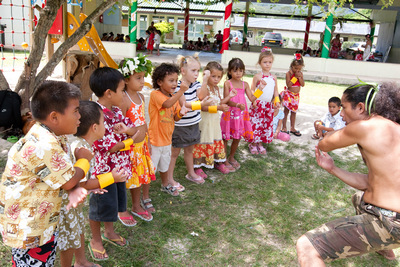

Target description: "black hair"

left=75, top=101, right=103, bottom=137
left=343, top=83, right=374, bottom=109
left=374, top=82, right=400, bottom=124
left=328, top=96, right=341, bottom=107
left=152, top=63, right=180, bottom=89
left=227, top=58, right=245, bottom=79
left=89, top=67, right=124, bottom=97
left=31, top=81, right=81, bottom=121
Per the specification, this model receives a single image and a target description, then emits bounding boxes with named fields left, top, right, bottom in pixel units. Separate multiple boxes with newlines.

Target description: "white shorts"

left=151, top=145, right=171, bottom=173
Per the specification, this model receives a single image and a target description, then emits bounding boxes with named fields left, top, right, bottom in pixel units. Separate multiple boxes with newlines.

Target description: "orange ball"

left=21, top=42, right=29, bottom=49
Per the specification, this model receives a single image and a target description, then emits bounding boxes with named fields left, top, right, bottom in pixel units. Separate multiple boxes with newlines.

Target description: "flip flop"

left=224, top=162, right=236, bottom=172
left=118, top=214, right=137, bottom=227
left=88, top=243, right=109, bottom=261
left=290, top=130, right=302, bottom=137
left=311, top=134, right=320, bottom=140
left=376, top=250, right=396, bottom=260
left=249, top=143, right=259, bottom=154
left=214, top=163, right=230, bottom=174
left=131, top=210, right=153, bottom=222
left=185, top=174, right=205, bottom=184
left=101, top=234, right=128, bottom=247
left=228, top=160, right=241, bottom=170
left=257, top=144, right=267, bottom=155
left=172, top=182, right=185, bottom=192
left=194, top=168, right=208, bottom=179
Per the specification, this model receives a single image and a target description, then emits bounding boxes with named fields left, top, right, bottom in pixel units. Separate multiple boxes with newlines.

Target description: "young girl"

left=193, top=62, right=237, bottom=176
left=221, top=58, right=256, bottom=170
left=248, top=48, right=280, bottom=155
left=118, top=55, right=156, bottom=221
left=167, top=55, right=212, bottom=186
left=281, top=53, right=305, bottom=136
left=272, top=95, right=290, bottom=142
left=147, top=29, right=154, bottom=54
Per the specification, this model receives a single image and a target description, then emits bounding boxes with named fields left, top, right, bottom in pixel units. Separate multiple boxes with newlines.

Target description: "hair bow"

left=261, top=46, right=272, bottom=52
left=294, top=53, right=302, bottom=60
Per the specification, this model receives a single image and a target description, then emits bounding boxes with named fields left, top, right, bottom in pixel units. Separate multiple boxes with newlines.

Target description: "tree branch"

left=34, top=1, right=118, bottom=90
left=0, top=71, right=10, bottom=90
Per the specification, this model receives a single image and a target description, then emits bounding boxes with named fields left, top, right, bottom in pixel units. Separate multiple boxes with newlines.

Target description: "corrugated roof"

left=137, top=8, right=223, bottom=18
left=137, top=0, right=226, bottom=11
left=231, top=15, right=379, bottom=35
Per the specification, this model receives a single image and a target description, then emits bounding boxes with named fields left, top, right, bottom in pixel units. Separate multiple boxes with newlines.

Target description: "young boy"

left=312, top=96, right=345, bottom=140
left=88, top=67, right=139, bottom=261
left=154, top=30, right=161, bottom=56
left=0, top=81, right=90, bottom=266
left=58, top=101, right=128, bottom=267
left=149, top=63, right=188, bottom=196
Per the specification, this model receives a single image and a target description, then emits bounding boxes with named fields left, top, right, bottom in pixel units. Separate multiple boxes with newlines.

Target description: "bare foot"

left=89, top=240, right=108, bottom=261
left=377, top=249, right=396, bottom=260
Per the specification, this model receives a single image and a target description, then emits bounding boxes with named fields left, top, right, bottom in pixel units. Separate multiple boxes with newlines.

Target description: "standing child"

left=193, top=61, right=237, bottom=176
left=58, top=101, right=128, bottom=267
left=154, top=30, right=161, bottom=56
left=272, top=95, right=290, bottom=142
left=118, top=55, right=156, bottom=220
left=149, top=63, right=188, bottom=196
left=281, top=53, right=305, bottom=137
left=88, top=67, right=140, bottom=261
left=312, top=96, right=346, bottom=140
left=167, top=55, right=212, bottom=186
left=248, top=48, right=281, bottom=155
left=147, top=29, right=155, bottom=55
left=0, top=81, right=89, bottom=267
left=221, top=58, right=257, bottom=170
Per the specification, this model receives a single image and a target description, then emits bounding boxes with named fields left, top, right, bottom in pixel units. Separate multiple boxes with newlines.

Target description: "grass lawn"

left=1, top=55, right=396, bottom=266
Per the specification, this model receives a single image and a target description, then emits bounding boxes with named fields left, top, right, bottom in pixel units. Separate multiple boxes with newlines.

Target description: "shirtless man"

left=297, top=82, right=400, bottom=266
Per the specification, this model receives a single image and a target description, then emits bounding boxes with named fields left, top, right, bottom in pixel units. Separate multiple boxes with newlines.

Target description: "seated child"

left=58, top=101, right=128, bottom=267
left=149, top=63, right=188, bottom=196
left=312, top=96, right=346, bottom=140
left=272, top=95, right=290, bottom=142
left=242, top=38, right=250, bottom=51
left=0, top=81, right=89, bottom=266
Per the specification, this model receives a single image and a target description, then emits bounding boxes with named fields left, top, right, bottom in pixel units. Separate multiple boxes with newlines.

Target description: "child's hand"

left=112, top=168, right=129, bottom=183
left=66, top=187, right=87, bottom=211
left=180, top=105, right=189, bottom=116
left=274, top=132, right=278, bottom=139
left=114, top=122, right=129, bottom=134
left=180, top=81, right=189, bottom=92
left=219, top=104, right=229, bottom=112
left=295, top=71, right=303, bottom=78
left=203, top=70, right=210, bottom=81
left=238, top=103, right=245, bottom=111
left=74, top=147, right=94, bottom=162
left=274, top=102, right=281, bottom=109
left=252, top=101, right=257, bottom=108
left=89, top=188, right=108, bottom=194
left=200, top=96, right=213, bottom=107
left=229, top=89, right=237, bottom=98
left=259, top=79, right=267, bottom=90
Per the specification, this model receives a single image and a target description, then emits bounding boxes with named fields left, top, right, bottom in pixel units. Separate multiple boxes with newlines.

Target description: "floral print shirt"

left=0, top=122, right=75, bottom=249
left=91, top=102, right=134, bottom=178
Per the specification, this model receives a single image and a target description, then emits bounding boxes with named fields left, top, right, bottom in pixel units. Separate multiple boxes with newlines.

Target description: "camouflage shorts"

left=305, top=191, right=400, bottom=262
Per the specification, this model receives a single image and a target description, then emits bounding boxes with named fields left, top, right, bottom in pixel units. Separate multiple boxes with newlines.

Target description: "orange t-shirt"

left=148, top=90, right=180, bottom=147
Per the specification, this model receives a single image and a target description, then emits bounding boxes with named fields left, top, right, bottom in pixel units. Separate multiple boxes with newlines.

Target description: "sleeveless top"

left=256, top=73, right=275, bottom=102
left=290, top=74, right=301, bottom=87
left=126, top=92, right=146, bottom=127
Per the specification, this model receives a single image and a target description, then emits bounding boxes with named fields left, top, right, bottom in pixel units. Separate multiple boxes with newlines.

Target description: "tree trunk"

left=14, top=0, right=117, bottom=109
left=0, top=71, right=10, bottom=90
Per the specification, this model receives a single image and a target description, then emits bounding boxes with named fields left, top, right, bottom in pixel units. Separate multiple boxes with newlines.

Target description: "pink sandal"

left=214, top=163, right=230, bottom=174
left=257, top=144, right=267, bottom=155
left=249, top=143, right=259, bottom=154
left=194, top=168, right=207, bottom=179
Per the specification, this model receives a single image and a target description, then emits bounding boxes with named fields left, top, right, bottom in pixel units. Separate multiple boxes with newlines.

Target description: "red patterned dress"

left=193, top=86, right=226, bottom=168
left=280, top=74, right=301, bottom=113
left=125, top=92, right=155, bottom=189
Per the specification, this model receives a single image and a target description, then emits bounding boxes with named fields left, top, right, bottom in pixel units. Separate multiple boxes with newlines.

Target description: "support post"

left=129, top=0, right=137, bottom=45
left=321, top=13, right=333, bottom=58
left=369, top=21, right=375, bottom=44
left=303, top=4, right=312, bottom=51
left=243, top=1, right=250, bottom=43
left=220, top=0, right=232, bottom=54
left=184, top=1, right=189, bottom=42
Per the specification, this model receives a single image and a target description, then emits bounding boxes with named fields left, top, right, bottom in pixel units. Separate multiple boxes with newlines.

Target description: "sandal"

left=249, top=143, right=259, bottom=154
left=140, top=198, right=155, bottom=213
left=131, top=210, right=153, bottom=222
left=257, top=144, right=267, bottom=155
left=185, top=174, right=205, bottom=185
left=224, top=162, right=236, bottom=172
left=290, top=130, right=302, bottom=137
left=161, top=184, right=179, bottom=196
left=194, top=168, right=207, bottom=179
left=311, top=134, right=320, bottom=140
left=101, top=234, right=128, bottom=247
left=228, top=160, right=241, bottom=170
left=88, top=243, right=109, bottom=261
left=172, top=182, right=185, bottom=192
left=118, top=214, right=137, bottom=227
left=214, top=163, right=230, bottom=174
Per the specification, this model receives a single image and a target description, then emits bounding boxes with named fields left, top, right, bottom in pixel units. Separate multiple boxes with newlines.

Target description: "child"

left=312, top=96, right=346, bottom=140
left=281, top=53, right=305, bottom=137
left=242, top=38, right=250, bottom=51
left=167, top=55, right=212, bottom=186
left=0, top=81, right=89, bottom=266
left=88, top=67, right=140, bottom=261
left=248, top=48, right=280, bottom=155
left=147, top=29, right=154, bottom=54
left=145, top=30, right=150, bottom=52
left=118, top=55, right=156, bottom=220
left=272, top=95, right=290, bottom=142
left=193, top=61, right=237, bottom=175
left=58, top=101, right=128, bottom=267
left=149, top=63, right=188, bottom=196
left=154, top=30, right=161, bottom=56
left=221, top=58, right=256, bottom=170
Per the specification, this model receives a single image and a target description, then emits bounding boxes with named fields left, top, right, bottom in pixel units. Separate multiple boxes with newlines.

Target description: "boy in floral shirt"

left=0, top=81, right=90, bottom=267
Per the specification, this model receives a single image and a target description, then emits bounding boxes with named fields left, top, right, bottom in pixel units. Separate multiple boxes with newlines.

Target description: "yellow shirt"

left=0, top=122, right=75, bottom=249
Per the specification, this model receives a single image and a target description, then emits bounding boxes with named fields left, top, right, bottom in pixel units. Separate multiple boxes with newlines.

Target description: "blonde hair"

left=258, top=50, right=274, bottom=64
left=176, top=53, right=201, bottom=69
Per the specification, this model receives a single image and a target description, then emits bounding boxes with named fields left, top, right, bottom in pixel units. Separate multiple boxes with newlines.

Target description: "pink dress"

left=220, top=80, right=253, bottom=141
